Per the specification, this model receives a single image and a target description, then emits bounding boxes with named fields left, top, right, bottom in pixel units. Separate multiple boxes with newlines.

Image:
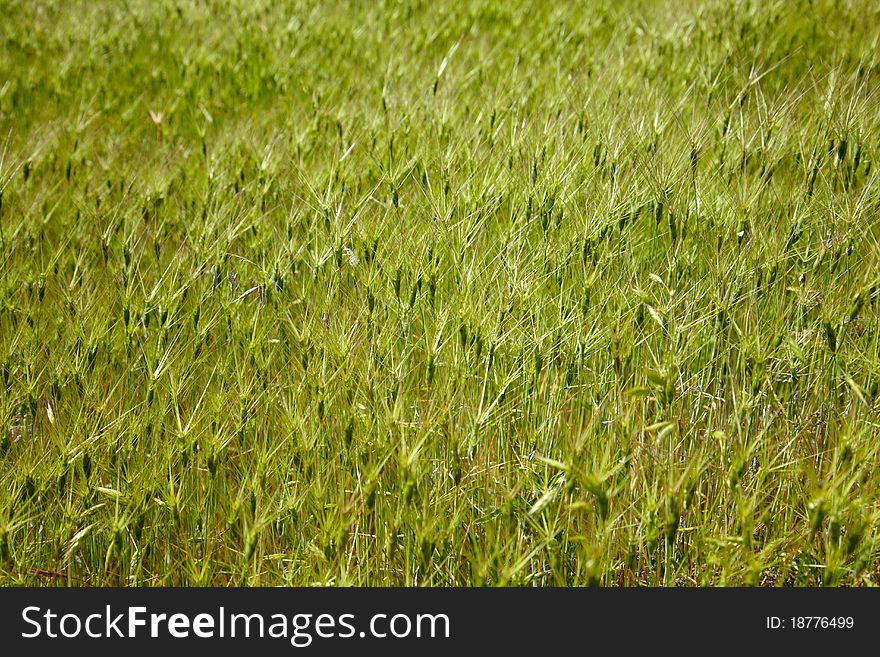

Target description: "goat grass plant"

left=1, top=0, right=880, bottom=586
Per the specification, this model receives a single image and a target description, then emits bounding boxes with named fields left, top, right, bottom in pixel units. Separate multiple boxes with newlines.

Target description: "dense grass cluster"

left=1, top=0, right=880, bottom=585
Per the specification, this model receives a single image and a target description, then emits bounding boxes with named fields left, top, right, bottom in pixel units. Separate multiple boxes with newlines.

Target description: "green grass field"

left=1, top=0, right=880, bottom=586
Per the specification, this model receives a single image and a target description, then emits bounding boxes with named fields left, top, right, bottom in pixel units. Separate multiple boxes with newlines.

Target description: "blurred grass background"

left=1, top=0, right=879, bottom=585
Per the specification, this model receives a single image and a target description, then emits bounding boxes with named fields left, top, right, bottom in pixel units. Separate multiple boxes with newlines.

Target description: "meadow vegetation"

left=1, top=0, right=880, bottom=585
